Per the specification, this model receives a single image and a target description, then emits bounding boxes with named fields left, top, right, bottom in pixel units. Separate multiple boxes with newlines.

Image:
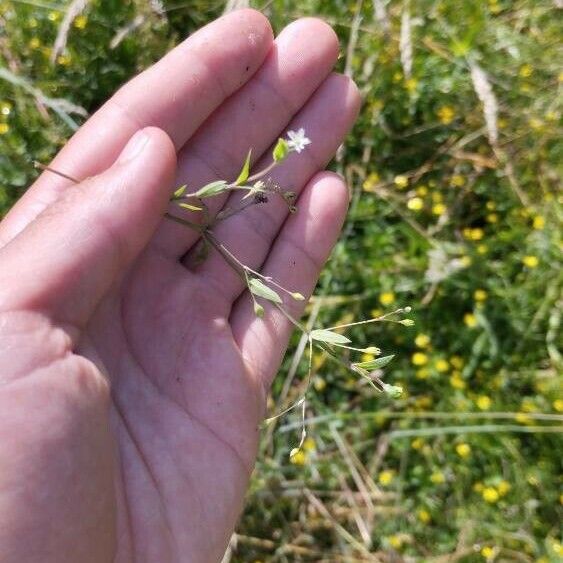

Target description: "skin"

left=0, top=10, right=360, bottom=563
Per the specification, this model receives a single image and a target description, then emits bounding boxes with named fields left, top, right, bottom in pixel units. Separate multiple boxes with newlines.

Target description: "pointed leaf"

left=273, top=138, right=289, bottom=162
left=173, top=184, right=187, bottom=199
left=235, top=149, right=252, bottom=186
left=193, top=180, right=229, bottom=199
left=310, top=329, right=351, bottom=345
left=178, top=202, right=202, bottom=211
left=353, top=354, right=395, bottom=371
left=248, top=278, right=282, bottom=304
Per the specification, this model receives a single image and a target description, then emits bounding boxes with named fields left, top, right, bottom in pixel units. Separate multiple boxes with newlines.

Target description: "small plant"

left=36, top=128, right=412, bottom=457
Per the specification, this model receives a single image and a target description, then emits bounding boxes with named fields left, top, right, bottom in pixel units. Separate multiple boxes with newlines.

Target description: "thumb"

left=0, top=127, right=176, bottom=330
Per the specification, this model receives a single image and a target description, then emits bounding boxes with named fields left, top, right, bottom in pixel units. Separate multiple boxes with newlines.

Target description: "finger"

left=0, top=9, right=273, bottom=248
left=0, top=127, right=176, bottom=332
left=189, top=73, right=360, bottom=301
left=230, top=172, right=349, bottom=386
left=151, top=18, right=340, bottom=259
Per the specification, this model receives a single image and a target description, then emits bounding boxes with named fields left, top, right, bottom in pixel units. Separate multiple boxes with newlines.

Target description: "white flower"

left=286, top=128, right=311, bottom=153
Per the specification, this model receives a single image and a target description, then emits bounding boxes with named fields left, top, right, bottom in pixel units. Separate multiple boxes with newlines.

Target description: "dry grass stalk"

left=400, top=7, right=413, bottom=79
left=51, top=0, right=90, bottom=65
left=224, top=0, right=250, bottom=13
left=469, top=61, right=498, bottom=147
left=372, top=0, right=390, bottom=33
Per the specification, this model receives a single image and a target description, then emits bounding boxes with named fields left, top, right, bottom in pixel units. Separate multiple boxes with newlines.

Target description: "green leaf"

left=235, top=149, right=252, bottom=186
left=193, top=180, right=228, bottom=199
left=248, top=278, right=282, bottom=304
left=273, top=138, right=289, bottom=162
left=310, top=329, right=351, bottom=345
left=353, top=354, right=395, bottom=370
left=178, top=202, right=202, bottom=211
left=173, top=184, right=187, bottom=199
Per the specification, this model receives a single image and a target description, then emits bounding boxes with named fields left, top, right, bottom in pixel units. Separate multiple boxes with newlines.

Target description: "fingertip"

left=306, top=171, right=350, bottom=220
left=223, top=8, right=275, bottom=48
left=284, top=17, right=340, bottom=60
left=142, top=126, right=178, bottom=174
left=326, top=73, right=362, bottom=118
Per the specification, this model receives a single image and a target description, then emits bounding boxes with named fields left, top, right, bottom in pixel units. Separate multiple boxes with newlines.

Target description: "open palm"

left=0, top=10, right=359, bottom=563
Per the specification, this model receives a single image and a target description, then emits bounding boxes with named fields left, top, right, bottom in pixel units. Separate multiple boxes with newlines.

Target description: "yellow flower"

left=476, top=395, right=492, bottom=410
left=515, top=413, right=532, bottom=424
left=522, top=255, right=539, bottom=268
left=407, top=197, right=424, bottom=211
left=29, top=37, right=41, bottom=49
left=415, top=334, right=431, bottom=348
left=74, top=15, right=88, bottom=29
left=487, top=213, right=498, bottom=224
left=405, top=78, right=418, bottom=93
left=361, top=352, right=375, bottom=363
left=0, top=123, right=9, bottom=135
left=437, top=105, right=455, bottom=125
left=303, top=437, right=316, bottom=452
left=450, top=174, right=466, bottom=187
left=497, top=480, right=511, bottom=496
left=477, top=244, right=488, bottom=255
left=392, top=71, right=403, bottom=83
left=553, top=399, right=563, bottom=413
left=519, top=64, right=533, bottom=78
left=450, top=373, right=466, bottom=389
left=378, top=469, right=395, bottom=486
left=379, top=292, right=395, bottom=306
left=388, top=534, right=403, bottom=549
left=456, top=443, right=471, bottom=458
left=432, top=203, right=446, bottom=216
left=415, top=396, right=433, bottom=409
left=412, top=352, right=428, bottom=366
left=464, top=313, right=478, bottom=328
left=473, top=481, right=484, bottom=492
left=474, top=289, right=488, bottom=302
left=430, top=471, right=445, bottom=484
left=48, top=10, right=61, bottom=21
left=417, top=508, right=431, bottom=524
left=416, top=368, right=430, bottom=380
left=56, top=54, right=71, bottom=66
left=549, top=540, right=563, bottom=556
left=470, top=228, right=484, bottom=241
left=313, top=376, right=326, bottom=391
left=289, top=449, right=307, bottom=465
left=394, top=175, right=409, bottom=189
left=460, top=256, right=472, bottom=268
left=363, top=172, right=380, bottom=192
left=435, top=359, right=449, bottom=373
left=416, top=185, right=428, bottom=196
left=411, top=438, right=424, bottom=450
left=482, top=487, right=499, bottom=503
left=450, top=356, right=464, bottom=369
left=481, top=546, right=495, bottom=559
left=532, top=215, right=545, bottom=230
left=0, top=101, right=12, bottom=116
left=486, top=201, right=496, bottom=210
left=370, top=308, right=382, bottom=319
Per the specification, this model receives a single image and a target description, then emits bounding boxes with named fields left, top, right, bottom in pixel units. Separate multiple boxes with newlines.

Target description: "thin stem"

left=247, top=160, right=278, bottom=183
left=164, top=212, right=203, bottom=233
left=326, top=307, right=410, bottom=331
left=34, top=161, right=79, bottom=184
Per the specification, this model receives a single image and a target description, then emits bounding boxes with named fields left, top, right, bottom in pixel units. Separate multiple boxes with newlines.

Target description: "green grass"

left=1, top=0, right=562, bottom=560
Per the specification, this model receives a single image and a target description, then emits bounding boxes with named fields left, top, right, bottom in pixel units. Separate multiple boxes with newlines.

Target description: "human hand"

left=0, top=10, right=359, bottom=562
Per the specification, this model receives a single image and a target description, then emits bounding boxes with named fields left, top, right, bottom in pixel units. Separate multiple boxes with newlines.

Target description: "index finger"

left=0, top=9, right=273, bottom=247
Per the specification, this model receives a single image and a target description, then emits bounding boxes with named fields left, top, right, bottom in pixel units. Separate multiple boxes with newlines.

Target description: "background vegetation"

left=1, top=0, right=562, bottom=561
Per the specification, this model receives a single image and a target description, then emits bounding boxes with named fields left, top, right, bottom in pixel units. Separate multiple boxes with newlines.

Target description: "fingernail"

left=118, top=130, right=149, bottom=164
